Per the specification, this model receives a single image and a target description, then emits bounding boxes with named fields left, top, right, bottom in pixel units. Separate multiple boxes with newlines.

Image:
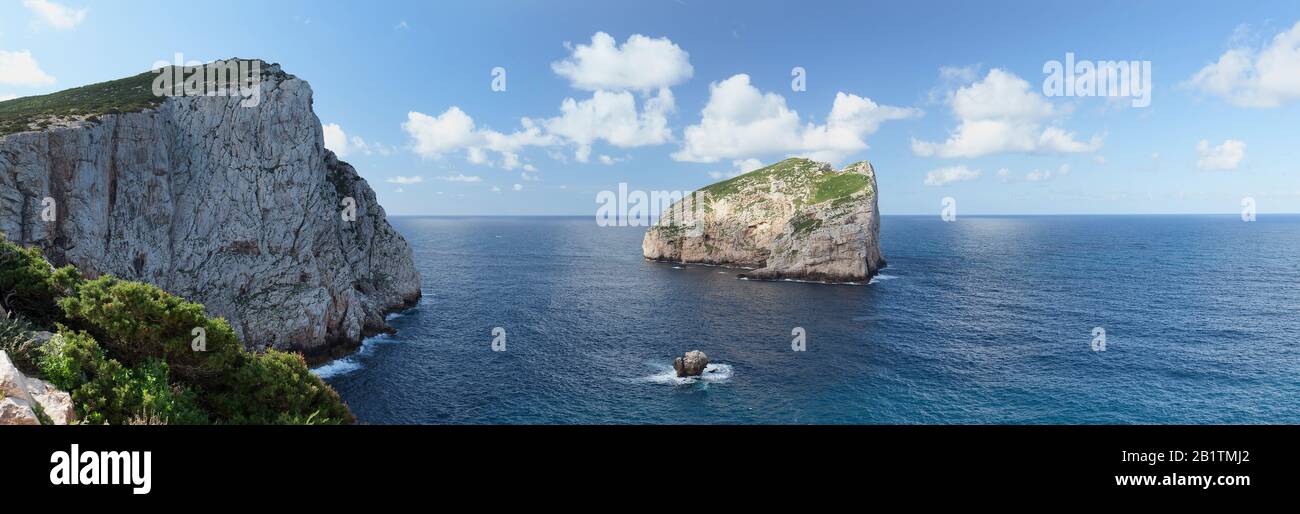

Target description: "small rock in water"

left=673, top=350, right=709, bottom=377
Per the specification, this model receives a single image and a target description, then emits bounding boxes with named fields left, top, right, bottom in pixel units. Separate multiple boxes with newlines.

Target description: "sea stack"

left=643, top=158, right=885, bottom=283
left=0, top=60, right=420, bottom=360
left=674, top=350, right=709, bottom=377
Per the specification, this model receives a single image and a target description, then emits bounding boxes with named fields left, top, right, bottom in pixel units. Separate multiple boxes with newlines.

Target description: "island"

left=643, top=157, right=885, bottom=283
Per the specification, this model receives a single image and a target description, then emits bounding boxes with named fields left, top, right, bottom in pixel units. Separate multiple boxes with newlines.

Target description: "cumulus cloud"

left=1188, top=21, right=1300, bottom=108
left=1025, top=164, right=1070, bottom=182
left=404, top=92, right=671, bottom=166
left=912, top=69, right=1101, bottom=158
left=1196, top=139, right=1245, bottom=171
left=23, top=0, right=86, bottom=30
left=403, top=32, right=695, bottom=167
left=673, top=74, right=920, bottom=164
left=322, top=123, right=388, bottom=158
left=708, top=158, right=764, bottom=180
left=0, top=50, right=56, bottom=86
left=512, top=183, right=523, bottom=191
left=437, top=174, right=481, bottom=182
left=402, top=108, right=553, bottom=170
left=385, top=176, right=424, bottom=185
left=924, top=165, right=981, bottom=186
left=551, top=32, right=693, bottom=92
left=544, top=88, right=675, bottom=162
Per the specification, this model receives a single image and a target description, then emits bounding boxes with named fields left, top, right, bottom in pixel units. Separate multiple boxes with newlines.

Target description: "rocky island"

left=643, top=158, right=885, bottom=283
left=0, top=59, right=419, bottom=361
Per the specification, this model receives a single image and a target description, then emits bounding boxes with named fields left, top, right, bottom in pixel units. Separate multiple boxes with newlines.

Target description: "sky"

left=2, top=0, right=1299, bottom=215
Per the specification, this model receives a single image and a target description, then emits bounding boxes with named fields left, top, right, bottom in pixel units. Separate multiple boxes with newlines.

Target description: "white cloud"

left=322, top=123, right=386, bottom=158
left=407, top=91, right=670, bottom=166
left=385, top=176, right=424, bottom=185
left=544, top=88, right=675, bottom=162
left=0, top=94, right=18, bottom=102
left=23, top=0, right=86, bottom=30
left=551, top=32, right=693, bottom=92
left=912, top=69, right=1101, bottom=158
left=924, top=165, right=981, bottom=186
left=512, top=183, right=523, bottom=191
left=402, top=108, right=480, bottom=159
left=403, top=32, right=695, bottom=167
left=437, top=174, right=481, bottom=183
left=1025, top=163, right=1070, bottom=182
left=402, top=108, right=552, bottom=169
left=673, top=74, right=920, bottom=164
left=996, top=168, right=1011, bottom=182
left=708, top=158, right=764, bottom=180
left=1188, top=21, right=1300, bottom=107
left=1196, top=139, right=1246, bottom=171
left=395, top=20, right=409, bottom=30
left=0, top=50, right=55, bottom=86
left=490, top=186, right=502, bottom=193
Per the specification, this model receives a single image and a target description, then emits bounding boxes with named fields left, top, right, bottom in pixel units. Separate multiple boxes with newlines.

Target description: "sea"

left=316, top=215, right=1300, bottom=424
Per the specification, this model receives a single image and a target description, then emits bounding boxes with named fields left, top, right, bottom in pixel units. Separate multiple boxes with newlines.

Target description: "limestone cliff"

left=643, top=158, right=884, bottom=283
left=0, top=61, right=420, bottom=360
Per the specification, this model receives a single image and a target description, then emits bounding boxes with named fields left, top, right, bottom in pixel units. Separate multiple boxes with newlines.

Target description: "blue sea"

left=317, top=215, right=1300, bottom=424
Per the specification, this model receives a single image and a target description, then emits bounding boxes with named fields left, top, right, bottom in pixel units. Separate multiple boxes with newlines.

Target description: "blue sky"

left=2, top=0, right=1299, bottom=215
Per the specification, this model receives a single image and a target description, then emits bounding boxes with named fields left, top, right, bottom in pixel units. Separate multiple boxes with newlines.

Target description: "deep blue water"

left=318, top=215, right=1300, bottom=424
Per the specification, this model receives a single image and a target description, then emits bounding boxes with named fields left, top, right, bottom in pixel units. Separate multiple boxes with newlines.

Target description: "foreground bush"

left=40, top=328, right=208, bottom=425
left=0, top=242, right=77, bottom=325
left=0, top=313, right=43, bottom=375
left=0, top=237, right=353, bottom=424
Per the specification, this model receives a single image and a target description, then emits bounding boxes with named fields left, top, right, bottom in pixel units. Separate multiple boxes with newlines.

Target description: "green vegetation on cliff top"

left=0, top=236, right=352, bottom=424
left=0, top=59, right=283, bottom=137
left=0, top=70, right=162, bottom=137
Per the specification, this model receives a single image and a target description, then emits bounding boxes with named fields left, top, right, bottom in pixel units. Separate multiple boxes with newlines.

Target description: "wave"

left=640, top=362, right=734, bottom=386
left=868, top=274, right=900, bottom=284
left=311, top=333, right=395, bottom=379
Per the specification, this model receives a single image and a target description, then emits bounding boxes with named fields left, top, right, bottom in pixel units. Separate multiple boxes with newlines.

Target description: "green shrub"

left=39, top=328, right=208, bottom=425
left=0, top=314, right=43, bottom=375
left=210, top=350, right=353, bottom=424
left=58, top=275, right=352, bottom=424
left=58, top=275, right=244, bottom=382
left=0, top=240, right=76, bottom=324
left=1, top=236, right=353, bottom=425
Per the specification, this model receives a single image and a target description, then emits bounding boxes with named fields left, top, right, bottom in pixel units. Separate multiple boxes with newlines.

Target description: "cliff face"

left=0, top=62, right=420, bottom=359
left=642, top=158, right=884, bottom=283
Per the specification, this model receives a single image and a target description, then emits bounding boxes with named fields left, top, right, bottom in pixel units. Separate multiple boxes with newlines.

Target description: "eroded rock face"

left=0, top=350, right=75, bottom=425
left=674, top=350, right=709, bottom=377
left=0, top=397, right=39, bottom=425
left=643, top=158, right=884, bottom=283
left=0, top=63, right=420, bottom=358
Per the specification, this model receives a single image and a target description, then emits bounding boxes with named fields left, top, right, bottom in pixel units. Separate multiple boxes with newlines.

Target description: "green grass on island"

left=0, top=237, right=352, bottom=425
left=699, top=157, right=874, bottom=208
